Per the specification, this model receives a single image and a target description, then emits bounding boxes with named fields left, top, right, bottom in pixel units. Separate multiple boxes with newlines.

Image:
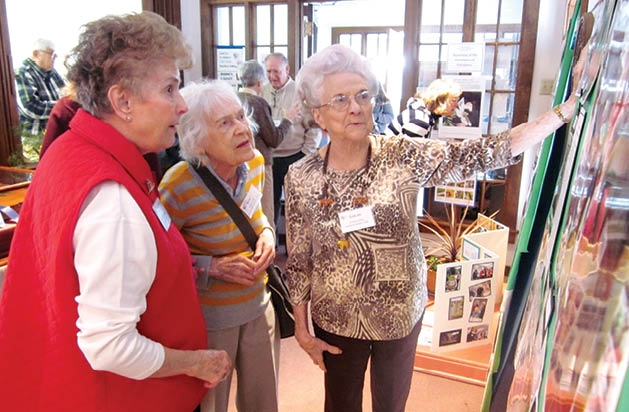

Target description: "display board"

left=485, top=1, right=583, bottom=409
left=542, top=0, right=628, bottom=409
left=487, top=0, right=629, bottom=410
left=430, top=215, right=508, bottom=353
left=430, top=252, right=499, bottom=352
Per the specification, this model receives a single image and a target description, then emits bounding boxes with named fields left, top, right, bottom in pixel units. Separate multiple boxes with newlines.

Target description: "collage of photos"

left=434, top=179, right=477, bottom=207
left=438, top=260, right=496, bottom=348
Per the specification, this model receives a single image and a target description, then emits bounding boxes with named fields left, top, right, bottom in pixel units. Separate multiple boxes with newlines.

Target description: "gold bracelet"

left=553, top=105, right=569, bottom=123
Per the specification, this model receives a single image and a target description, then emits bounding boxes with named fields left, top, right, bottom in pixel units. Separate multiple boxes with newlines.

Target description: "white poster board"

left=430, top=250, right=499, bottom=352
left=464, top=214, right=509, bottom=308
left=427, top=214, right=508, bottom=353
left=438, top=75, right=485, bottom=139
left=446, top=42, right=484, bottom=74
left=216, top=46, right=245, bottom=90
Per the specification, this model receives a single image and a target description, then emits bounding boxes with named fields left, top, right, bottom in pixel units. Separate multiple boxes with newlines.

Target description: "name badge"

left=241, top=186, right=263, bottom=218
left=152, top=198, right=171, bottom=230
left=338, top=206, right=375, bottom=233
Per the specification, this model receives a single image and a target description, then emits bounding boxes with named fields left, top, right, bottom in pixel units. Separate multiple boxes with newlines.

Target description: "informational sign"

left=446, top=42, right=484, bottom=74
left=216, top=46, right=245, bottom=90
left=439, top=75, right=485, bottom=139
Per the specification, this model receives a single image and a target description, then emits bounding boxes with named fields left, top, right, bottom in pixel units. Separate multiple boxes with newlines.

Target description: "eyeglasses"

left=39, top=50, right=57, bottom=58
left=318, top=90, right=374, bottom=111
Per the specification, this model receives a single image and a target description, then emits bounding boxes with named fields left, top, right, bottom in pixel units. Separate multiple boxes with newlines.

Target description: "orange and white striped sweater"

left=159, top=152, right=272, bottom=330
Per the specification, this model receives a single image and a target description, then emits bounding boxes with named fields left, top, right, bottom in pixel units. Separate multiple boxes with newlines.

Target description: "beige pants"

left=200, top=303, right=280, bottom=412
left=262, top=164, right=275, bottom=232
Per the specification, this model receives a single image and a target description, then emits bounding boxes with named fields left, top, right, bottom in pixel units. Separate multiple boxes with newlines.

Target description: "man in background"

left=238, top=59, right=297, bottom=231
left=15, top=38, right=65, bottom=161
left=261, top=53, right=320, bottom=232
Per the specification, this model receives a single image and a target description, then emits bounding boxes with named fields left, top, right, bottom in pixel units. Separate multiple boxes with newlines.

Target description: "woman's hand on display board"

left=295, top=328, right=342, bottom=372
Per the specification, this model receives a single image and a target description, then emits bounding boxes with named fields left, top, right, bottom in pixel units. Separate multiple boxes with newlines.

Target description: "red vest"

left=0, top=110, right=207, bottom=411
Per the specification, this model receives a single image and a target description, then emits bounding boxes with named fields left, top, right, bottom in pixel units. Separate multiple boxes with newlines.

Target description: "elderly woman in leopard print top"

left=283, top=44, right=578, bottom=412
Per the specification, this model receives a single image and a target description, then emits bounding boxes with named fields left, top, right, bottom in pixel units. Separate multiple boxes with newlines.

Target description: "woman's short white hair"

left=177, top=79, right=253, bottom=166
left=295, top=44, right=379, bottom=109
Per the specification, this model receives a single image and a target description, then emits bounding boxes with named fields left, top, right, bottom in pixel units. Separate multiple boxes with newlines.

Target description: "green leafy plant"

left=7, top=151, right=26, bottom=168
left=20, top=131, right=44, bottom=163
left=420, top=203, right=498, bottom=264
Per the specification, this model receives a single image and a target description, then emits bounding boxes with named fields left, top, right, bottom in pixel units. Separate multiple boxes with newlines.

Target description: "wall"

left=181, top=0, right=203, bottom=84
left=519, top=0, right=570, bottom=228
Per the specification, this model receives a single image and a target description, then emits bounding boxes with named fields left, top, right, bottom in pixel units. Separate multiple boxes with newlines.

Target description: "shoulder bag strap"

left=192, top=165, right=259, bottom=252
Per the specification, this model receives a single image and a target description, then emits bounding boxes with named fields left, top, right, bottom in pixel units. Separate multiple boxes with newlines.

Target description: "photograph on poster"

left=466, top=324, right=489, bottom=342
left=439, top=76, right=485, bottom=139
left=469, top=298, right=488, bottom=322
left=434, top=180, right=476, bottom=207
left=468, top=279, right=492, bottom=301
left=445, top=265, right=462, bottom=292
left=439, top=329, right=462, bottom=347
left=462, top=238, right=481, bottom=261
left=471, top=261, right=494, bottom=280
left=443, top=90, right=482, bottom=128
left=448, top=296, right=465, bottom=320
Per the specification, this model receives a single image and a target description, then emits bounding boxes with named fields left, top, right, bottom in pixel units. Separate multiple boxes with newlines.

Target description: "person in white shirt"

left=0, top=12, right=231, bottom=411
left=261, top=53, right=321, bottom=230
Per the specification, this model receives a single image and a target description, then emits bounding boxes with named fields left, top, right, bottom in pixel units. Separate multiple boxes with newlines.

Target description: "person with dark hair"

left=0, top=12, right=231, bottom=411
left=40, top=93, right=80, bottom=157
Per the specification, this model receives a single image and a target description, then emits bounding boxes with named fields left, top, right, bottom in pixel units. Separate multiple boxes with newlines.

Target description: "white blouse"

left=73, top=181, right=164, bottom=379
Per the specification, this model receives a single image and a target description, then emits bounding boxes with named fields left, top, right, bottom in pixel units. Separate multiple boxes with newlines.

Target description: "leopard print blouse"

left=284, top=132, right=516, bottom=340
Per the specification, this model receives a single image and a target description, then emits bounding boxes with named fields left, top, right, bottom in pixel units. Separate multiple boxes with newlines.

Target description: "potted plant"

left=419, top=203, right=498, bottom=294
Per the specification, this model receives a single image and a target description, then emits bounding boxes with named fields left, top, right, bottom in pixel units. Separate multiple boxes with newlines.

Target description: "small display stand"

left=416, top=214, right=509, bottom=384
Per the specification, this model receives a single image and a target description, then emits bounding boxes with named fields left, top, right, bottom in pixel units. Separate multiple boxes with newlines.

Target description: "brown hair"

left=66, top=11, right=192, bottom=117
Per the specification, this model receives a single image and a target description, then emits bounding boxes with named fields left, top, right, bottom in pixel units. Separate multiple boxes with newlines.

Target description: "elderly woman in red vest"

left=0, top=12, right=231, bottom=411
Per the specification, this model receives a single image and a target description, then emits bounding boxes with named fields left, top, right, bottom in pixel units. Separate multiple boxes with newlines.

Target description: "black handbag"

left=193, top=165, right=295, bottom=338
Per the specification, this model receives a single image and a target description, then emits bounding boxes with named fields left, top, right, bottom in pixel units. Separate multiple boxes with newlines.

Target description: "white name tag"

left=338, top=206, right=375, bottom=233
left=241, top=186, right=263, bottom=218
left=152, top=198, right=171, bottom=230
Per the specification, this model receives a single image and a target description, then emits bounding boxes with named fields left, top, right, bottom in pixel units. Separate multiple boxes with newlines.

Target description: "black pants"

left=272, top=152, right=305, bottom=229
left=314, top=319, right=423, bottom=412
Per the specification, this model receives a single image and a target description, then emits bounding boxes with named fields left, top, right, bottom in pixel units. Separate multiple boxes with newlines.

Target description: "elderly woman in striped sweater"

left=159, top=79, right=279, bottom=412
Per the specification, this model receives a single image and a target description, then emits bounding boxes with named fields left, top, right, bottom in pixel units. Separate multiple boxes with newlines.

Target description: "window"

left=256, top=4, right=288, bottom=60
left=215, top=5, right=245, bottom=47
